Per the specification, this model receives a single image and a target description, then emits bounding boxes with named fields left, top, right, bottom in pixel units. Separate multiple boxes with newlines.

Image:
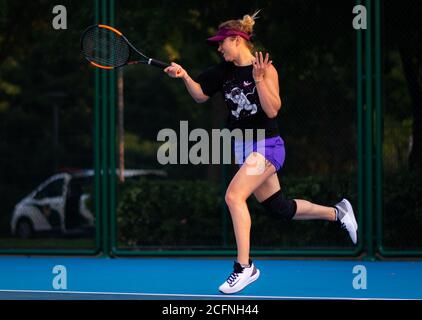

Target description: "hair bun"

left=242, top=15, right=255, bottom=27
left=240, top=10, right=260, bottom=34
left=218, top=9, right=261, bottom=42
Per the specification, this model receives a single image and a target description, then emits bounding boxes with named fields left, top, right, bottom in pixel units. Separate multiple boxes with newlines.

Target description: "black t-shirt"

left=196, top=61, right=280, bottom=139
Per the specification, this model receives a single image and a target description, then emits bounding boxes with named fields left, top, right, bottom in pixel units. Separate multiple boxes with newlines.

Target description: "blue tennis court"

left=1, top=256, right=421, bottom=300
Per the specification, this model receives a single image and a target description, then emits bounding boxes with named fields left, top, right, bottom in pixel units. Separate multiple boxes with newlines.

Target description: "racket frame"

left=80, top=24, right=169, bottom=69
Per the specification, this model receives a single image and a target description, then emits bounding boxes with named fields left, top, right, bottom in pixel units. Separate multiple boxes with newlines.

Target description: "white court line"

left=0, top=289, right=419, bottom=300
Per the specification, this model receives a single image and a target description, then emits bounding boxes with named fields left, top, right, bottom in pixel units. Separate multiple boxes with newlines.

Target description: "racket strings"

left=82, top=27, right=130, bottom=67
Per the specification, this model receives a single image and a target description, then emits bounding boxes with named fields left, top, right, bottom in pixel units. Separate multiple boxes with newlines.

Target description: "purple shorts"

left=233, top=136, right=285, bottom=172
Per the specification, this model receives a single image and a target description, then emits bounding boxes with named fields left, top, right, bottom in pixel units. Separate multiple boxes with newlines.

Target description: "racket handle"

left=148, top=58, right=170, bottom=69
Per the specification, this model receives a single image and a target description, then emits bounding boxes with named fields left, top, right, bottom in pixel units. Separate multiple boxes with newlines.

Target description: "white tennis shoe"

left=335, top=198, right=358, bottom=244
left=219, top=260, right=260, bottom=294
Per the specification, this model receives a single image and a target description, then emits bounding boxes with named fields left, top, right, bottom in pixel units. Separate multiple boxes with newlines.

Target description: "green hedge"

left=117, top=178, right=223, bottom=248
left=382, top=170, right=422, bottom=249
left=116, top=173, right=358, bottom=250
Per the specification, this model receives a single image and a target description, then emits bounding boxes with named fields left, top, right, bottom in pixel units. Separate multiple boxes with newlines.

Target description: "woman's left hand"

left=252, top=52, right=273, bottom=82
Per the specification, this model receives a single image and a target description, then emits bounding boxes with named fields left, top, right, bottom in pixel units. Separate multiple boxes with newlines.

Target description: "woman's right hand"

left=164, top=62, right=187, bottom=79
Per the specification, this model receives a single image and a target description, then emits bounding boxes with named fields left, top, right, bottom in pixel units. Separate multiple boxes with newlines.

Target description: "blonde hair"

left=218, top=10, right=261, bottom=49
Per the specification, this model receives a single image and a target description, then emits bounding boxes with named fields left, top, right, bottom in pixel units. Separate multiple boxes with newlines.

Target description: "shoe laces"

left=227, top=272, right=240, bottom=285
left=227, top=263, right=244, bottom=284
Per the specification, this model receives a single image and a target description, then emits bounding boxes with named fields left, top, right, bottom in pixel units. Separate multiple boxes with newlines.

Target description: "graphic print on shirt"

left=224, top=80, right=258, bottom=120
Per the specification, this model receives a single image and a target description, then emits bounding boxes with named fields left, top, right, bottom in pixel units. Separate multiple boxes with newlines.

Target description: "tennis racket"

left=80, top=24, right=170, bottom=70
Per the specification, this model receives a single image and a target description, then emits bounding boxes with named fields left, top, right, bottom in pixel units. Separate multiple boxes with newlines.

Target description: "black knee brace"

left=260, top=190, right=297, bottom=221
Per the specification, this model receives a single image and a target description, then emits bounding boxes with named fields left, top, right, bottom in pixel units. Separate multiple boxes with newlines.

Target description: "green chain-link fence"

left=1, top=0, right=421, bottom=258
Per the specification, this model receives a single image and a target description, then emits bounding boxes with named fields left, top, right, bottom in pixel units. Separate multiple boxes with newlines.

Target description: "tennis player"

left=164, top=11, right=358, bottom=294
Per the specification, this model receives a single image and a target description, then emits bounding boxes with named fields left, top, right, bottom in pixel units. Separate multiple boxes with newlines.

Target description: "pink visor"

left=206, top=28, right=251, bottom=42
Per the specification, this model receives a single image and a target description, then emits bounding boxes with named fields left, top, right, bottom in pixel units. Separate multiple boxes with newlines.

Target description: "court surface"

left=0, top=256, right=421, bottom=300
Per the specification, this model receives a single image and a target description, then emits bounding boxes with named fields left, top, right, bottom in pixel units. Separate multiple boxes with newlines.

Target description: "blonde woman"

left=164, top=11, right=357, bottom=294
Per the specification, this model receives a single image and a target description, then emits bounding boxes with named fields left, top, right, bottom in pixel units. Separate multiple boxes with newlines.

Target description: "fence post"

left=364, top=0, right=375, bottom=260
